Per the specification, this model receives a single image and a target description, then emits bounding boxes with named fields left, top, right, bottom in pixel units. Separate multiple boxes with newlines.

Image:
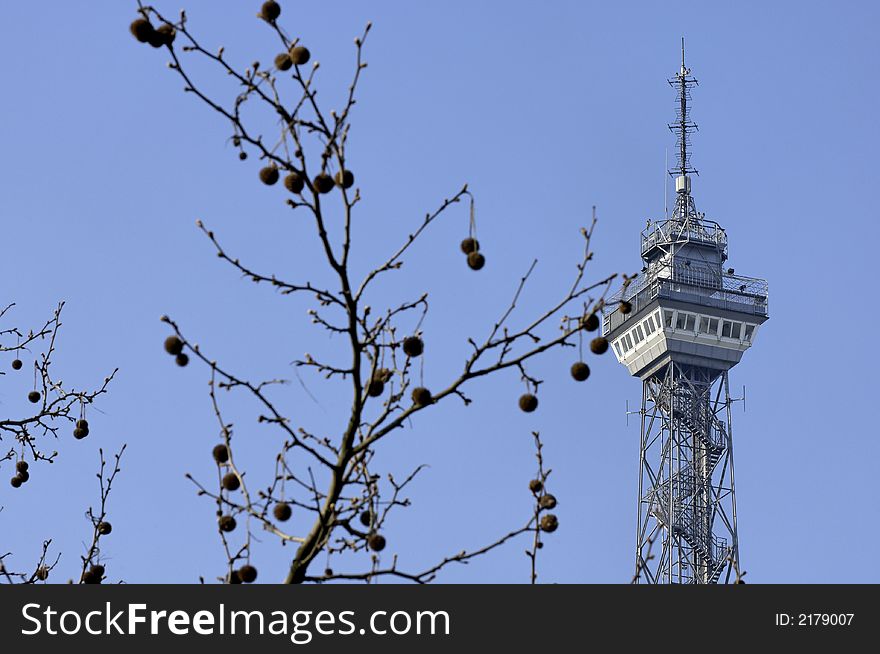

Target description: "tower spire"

left=668, top=38, right=699, bottom=221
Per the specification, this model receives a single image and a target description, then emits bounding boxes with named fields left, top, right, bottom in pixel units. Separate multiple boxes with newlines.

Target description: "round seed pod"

left=36, top=566, right=49, bottom=581
left=97, top=522, right=112, bottom=536
left=259, top=165, right=280, bottom=185
left=359, top=510, right=372, bottom=527
left=218, top=515, right=237, bottom=532
left=11, top=359, right=22, bottom=370
left=164, top=335, right=183, bottom=355
left=581, top=313, right=600, bottom=332
left=411, top=386, right=433, bottom=407
left=367, top=379, right=385, bottom=397
left=260, top=1, right=281, bottom=21
left=10, top=476, right=22, bottom=488
left=274, top=53, right=293, bottom=71
left=273, top=502, right=292, bottom=522
left=147, top=29, right=165, bottom=48
left=619, top=300, right=633, bottom=315
left=156, top=24, right=176, bottom=46
left=467, top=251, right=485, bottom=270
left=18, top=470, right=29, bottom=483
left=368, top=534, right=386, bottom=552
left=402, top=336, right=424, bottom=358
left=239, top=152, right=248, bottom=161
left=570, top=361, right=590, bottom=382
left=28, top=391, right=40, bottom=404
left=76, top=419, right=89, bottom=430
left=212, top=444, right=229, bottom=464
left=335, top=170, right=354, bottom=189
left=228, top=570, right=242, bottom=584
left=81, top=569, right=102, bottom=584
left=589, top=337, right=609, bottom=355
left=290, top=46, right=310, bottom=65
left=222, top=472, right=241, bottom=491
left=73, top=427, right=88, bottom=440
left=16, top=460, right=28, bottom=473
left=460, top=237, right=479, bottom=255
left=528, top=479, right=543, bottom=493
left=518, top=393, right=538, bottom=413
left=539, top=493, right=557, bottom=510
left=313, top=172, right=334, bottom=194
left=238, top=564, right=258, bottom=583
left=324, top=568, right=333, bottom=576
left=175, top=353, right=189, bottom=367
left=129, top=18, right=154, bottom=43
left=539, top=514, right=559, bottom=533
left=90, top=564, right=106, bottom=578
left=283, top=172, right=304, bottom=193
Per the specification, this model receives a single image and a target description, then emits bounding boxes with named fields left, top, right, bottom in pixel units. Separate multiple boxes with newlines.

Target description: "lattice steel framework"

left=635, top=363, right=740, bottom=584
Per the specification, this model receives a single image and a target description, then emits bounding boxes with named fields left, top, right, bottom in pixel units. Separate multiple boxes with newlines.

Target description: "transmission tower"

left=603, top=41, right=769, bottom=584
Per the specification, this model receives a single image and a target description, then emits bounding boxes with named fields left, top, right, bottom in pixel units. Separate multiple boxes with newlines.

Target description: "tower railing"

left=603, top=271, right=768, bottom=335
left=640, top=217, right=727, bottom=258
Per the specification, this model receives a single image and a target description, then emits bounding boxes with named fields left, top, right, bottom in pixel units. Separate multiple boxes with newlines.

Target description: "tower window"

left=655, top=310, right=663, bottom=329
left=676, top=313, right=687, bottom=330
left=664, top=310, right=674, bottom=328
left=623, top=334, right=633, bottom=351
left=685, top=314, right=696, bottom=331
left=614, top=342, right=622, bottom=356
left=744, top=324, right=755, bottom=341
left=635, top=325, right=644, bottom=343
left=645, top=315, right=656, bottom=333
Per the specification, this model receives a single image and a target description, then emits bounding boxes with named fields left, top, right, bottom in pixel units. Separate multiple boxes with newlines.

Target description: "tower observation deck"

left=603, top=42, right=768, bottom=584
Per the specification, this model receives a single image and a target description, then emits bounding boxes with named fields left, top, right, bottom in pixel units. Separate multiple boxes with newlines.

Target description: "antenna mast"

left=668, top=38, right=700, bottom=223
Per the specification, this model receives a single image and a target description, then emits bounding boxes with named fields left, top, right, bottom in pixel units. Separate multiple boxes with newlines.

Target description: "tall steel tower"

left=603, top=42, right=769, bottom=584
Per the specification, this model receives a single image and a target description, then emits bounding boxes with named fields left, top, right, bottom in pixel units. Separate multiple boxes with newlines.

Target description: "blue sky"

left=1, top=0, right=877, bottom=583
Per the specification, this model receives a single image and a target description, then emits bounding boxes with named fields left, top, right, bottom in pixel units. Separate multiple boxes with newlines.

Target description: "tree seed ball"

left=76, top=419, right=89, bottom=430
left=570, top=361, right=590, bottom=382
left=467, top=251, right=485, bottom=270
left=283, top=171, right=304, bottom=193
left=36, top=566, right=49, bottom=581
left=147, top=29, right=165, bottom=48
left=222, top=472, right=241, bottom=491
left=335, top=170, right=354, bottom=189
left=518, top=393, right=538, bottom=413
left=259, top=165, right=280, bottom=185
left=15, top=460, right=28, bottom=473
left=359, top=510, right=372, bottom=527
left=260, top=1, right=281, bottom=21
left=274, top=53, right=293, bottom=71
left=460, top=237, right=479, bottom=255
left=540, top=514, right=559, bottom=533
left=619, top=300, right=633, bottom=315
left=239, top=152, right=248, bottom=161
left=582, top=313, right=600, bottom=332
left=219, top=515, right=237, bottom=532
left=129, top=18, right=154, bottom=43
left=528, top=479, right=543, bottom=494
left=28, top=391, right=40, bottom=403
left=539, top=493, right=557, bottom=510
left=175, top=353, right=189, bottom=367
left=324, top=568, right=333, bottom=576
left=411, top=386, right=432, bottom=407
left=212, top=444, right=229, bottom=464
left=82, top=569, right=102, bottom=584
left=273, top=502, right=292, bottom=522
left=17, top=470, right=29, bottom=483
left=313, top=172, right=334, bottom=194
left=10, top=476, right=22, bottom=488
left=90, top=564, right=106, bottom=578
left=97, top=522, right=112, bottom=536
left=156, top=23, right=176, bottom=46
left=290, top=46, right=310, bottom=66
left=589, top=337, right=609, bottom=355
left=11, top=359, right=22, bottom=370
left=228, top=570, right=242, bottom=584
left=367, top=379, right=384, bottom=397
left=238, top=564, right=258, bottom=583
left=402, top=336, right=424, bottom=358
left=73, top=427, right=88, bottom=440
left=164, top=335, right=184, bottom=355
left=368, top=534, right=386, bottom=552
